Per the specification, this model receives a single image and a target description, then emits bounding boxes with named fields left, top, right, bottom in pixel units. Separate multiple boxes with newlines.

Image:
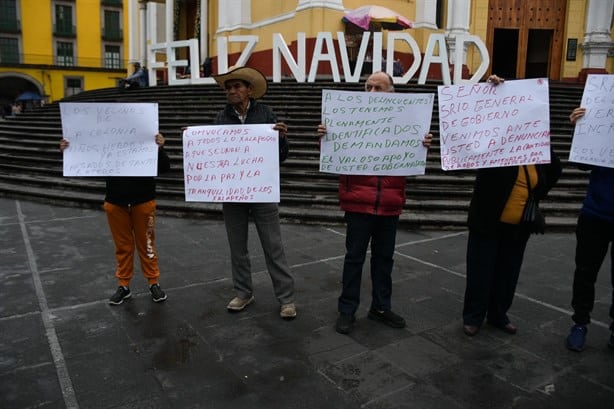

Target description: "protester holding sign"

left=60, top=132, right=170, bottom=305
left=461, top=75, right=562, bottom=337
left=317, top=71, right=433, bottom=335
left=565, top=106, right=614, bottom=352
left=212, top=66, right=296, bottom=320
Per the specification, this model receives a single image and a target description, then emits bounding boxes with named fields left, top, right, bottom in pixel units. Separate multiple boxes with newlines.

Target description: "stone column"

left=445, top=0, right=471, bottom=78
left=580, top=0, right=614, bottom=80
left=165, top=0, right=174, bottom=44
left=201, top=0, right=208, bottom=61
left=139, top=1, right=148, bottom=66
left=218, top=0, right=251, bottom=30
left=414, top=0, right=439, bottom=30
left=128, top=0, right=140, bottom=66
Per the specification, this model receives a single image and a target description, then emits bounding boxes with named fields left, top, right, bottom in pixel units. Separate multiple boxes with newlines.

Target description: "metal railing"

left=0, top=52, right=19, bottom=64
left=1, top=53, right=128, bottom=69
left=53, top=23, right=76, bottom=37
left=101, top=29, right=123, bottom=41
left=0, top=19, right=21, bottom=33
left=101, top=0, right=123, bottom=6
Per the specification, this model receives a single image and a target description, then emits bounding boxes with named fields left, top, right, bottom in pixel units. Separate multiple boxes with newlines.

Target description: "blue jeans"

left=571, top=213, right=614, bottom=330
left=338, top=212, right=399, bottom=315
left=463, top=226, right=530, bottom=327
left=223, top=203, right=294, bottom=304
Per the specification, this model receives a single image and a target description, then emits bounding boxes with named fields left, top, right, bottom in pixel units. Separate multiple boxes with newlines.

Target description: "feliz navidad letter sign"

left=148, top=32, right=489, bottom=87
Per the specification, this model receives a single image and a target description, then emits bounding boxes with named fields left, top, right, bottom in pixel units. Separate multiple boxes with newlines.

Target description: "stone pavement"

left=0, top=197, right=612, bottom=409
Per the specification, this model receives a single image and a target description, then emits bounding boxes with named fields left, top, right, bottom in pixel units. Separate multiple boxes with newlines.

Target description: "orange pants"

left=103, top=200, right=160, bottom=287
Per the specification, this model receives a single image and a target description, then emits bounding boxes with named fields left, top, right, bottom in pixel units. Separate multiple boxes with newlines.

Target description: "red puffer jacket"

left=338, top=175, right=406, bottom=216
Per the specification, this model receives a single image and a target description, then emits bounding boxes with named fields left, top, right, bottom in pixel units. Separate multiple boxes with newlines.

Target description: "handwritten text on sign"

left=60, top=102, right=159, bottom=176
left=437, top=78, right=551, bottom=170
left=320, top=89, right=433, bottom=176
left=183, top=124, right=280, bottom=202
left=569, top=74, right=614, bottom=168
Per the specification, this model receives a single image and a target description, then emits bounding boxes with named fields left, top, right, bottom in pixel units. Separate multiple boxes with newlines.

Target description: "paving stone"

left=1, top=197, right=612, bottom=409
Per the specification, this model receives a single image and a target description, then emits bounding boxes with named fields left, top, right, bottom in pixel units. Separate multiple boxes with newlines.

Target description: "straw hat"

left=213, top=66, right=268, bottom=99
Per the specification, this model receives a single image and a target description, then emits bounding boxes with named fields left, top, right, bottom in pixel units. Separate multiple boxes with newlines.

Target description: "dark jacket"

left=125, top=67, right=149, bottom=88
left=467, top=151, right=562, bottom=235
left=213, top=98, right=289, bottom=162
left=339, top=175, right=406, bottom=216
left=579, top=165, right=614, bottom=223
left=104, top=147, right=171, bottom=206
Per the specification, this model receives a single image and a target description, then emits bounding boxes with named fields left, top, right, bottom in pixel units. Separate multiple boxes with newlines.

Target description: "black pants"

left=571, top=213, right=614, bottom=330
left=119, top=79, right=140, bottom=89
left=463, top=226, right=530, bottom=327
left=338, top=212, right=398, bottom=315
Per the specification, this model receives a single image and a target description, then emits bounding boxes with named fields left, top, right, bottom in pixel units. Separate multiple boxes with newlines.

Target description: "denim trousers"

left=571, top=213, right=614, bottom=330
left=222, top=202, right=294, bottom=304
left=463, top=226, right=530, bottom=327
left=338, top=211, right=399, bottom=315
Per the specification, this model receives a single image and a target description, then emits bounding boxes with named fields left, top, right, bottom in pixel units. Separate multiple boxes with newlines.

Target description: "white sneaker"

left=226, top=296, right=254, bottom=311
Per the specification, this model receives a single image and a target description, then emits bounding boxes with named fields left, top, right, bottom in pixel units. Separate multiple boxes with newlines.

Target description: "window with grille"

left=54, top=3, right=74, bottom=36
left=0, top=36, right=19, bottom=63
left=56, top=41, right=74, bottom=66
left=103, top=9, right=122, bottom=41
left=65, top=77, right=82, bottom=97
left=104, top=44, right=121, bottom=68
left=0, top=0, right=19, bottom=32
left=0, top=0, right=16, bottom=16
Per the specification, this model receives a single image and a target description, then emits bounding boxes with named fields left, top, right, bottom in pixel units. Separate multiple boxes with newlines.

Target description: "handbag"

left=520, top=165, right=545, bottom=234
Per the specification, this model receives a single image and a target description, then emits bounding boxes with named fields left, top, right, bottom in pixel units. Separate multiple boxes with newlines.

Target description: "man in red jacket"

left=317, top=71, right=432, bottom=334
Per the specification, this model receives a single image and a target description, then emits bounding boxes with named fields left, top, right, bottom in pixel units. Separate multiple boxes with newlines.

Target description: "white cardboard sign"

left=60, top=102, right=159, bottom=176
left=320, top=89, right=433, bottom=176
left=183, top=124, right=280, bottom=202
left=569, top=74, right=614, bottom=168
left=437, top=78, right=551, bottom=170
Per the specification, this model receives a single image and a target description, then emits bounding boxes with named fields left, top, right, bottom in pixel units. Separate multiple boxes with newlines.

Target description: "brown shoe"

left=494, top=322, right=517, bottom=335
left=463, top=325, right=480, bottom=336
left=226, top=296, right=254, bottom=312
left=280, top=303, right=297, bottom=320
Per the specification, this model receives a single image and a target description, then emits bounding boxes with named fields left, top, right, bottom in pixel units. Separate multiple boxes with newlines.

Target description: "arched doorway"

left=487, top=0, right=567, bottom=80
left=0, top=73, right=45, bottom=115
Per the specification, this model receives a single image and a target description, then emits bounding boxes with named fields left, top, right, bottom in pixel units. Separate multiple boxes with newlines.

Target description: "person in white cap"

left=212, top=66, right=296, bottom=320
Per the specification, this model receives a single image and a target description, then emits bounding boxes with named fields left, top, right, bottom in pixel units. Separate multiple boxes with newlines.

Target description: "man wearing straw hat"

left=212, top=66, right=296, bottom=320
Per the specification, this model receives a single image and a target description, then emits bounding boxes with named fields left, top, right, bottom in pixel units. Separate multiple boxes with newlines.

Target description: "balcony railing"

left=101, top=0, right=123, bottom=7
left=0, top=19, right=21, bottom=33
left=0, top=52, right=20, bottom=64
left=0, top=53, right=128, bottom=69
left=102, top=29, right=123, bottom=42
left=53, top=23, right=76, bottom=37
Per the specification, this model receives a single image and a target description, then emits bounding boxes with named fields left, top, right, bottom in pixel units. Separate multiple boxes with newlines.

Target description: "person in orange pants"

left=60, top=132, right=170, bottom=304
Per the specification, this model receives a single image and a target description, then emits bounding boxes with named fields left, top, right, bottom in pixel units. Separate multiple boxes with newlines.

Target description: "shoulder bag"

left=520, top=165, right=545, bottom=234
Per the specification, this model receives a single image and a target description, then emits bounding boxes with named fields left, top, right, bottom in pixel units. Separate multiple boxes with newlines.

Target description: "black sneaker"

left=336, top=313, right=355, bottom=335
left=150, top=284, right=167, bottom=302
left=109, top=286, right=131, bottom=305
left=608, top=332, right=614, bottom=350
left=367, top=308, right=406, bottom=329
